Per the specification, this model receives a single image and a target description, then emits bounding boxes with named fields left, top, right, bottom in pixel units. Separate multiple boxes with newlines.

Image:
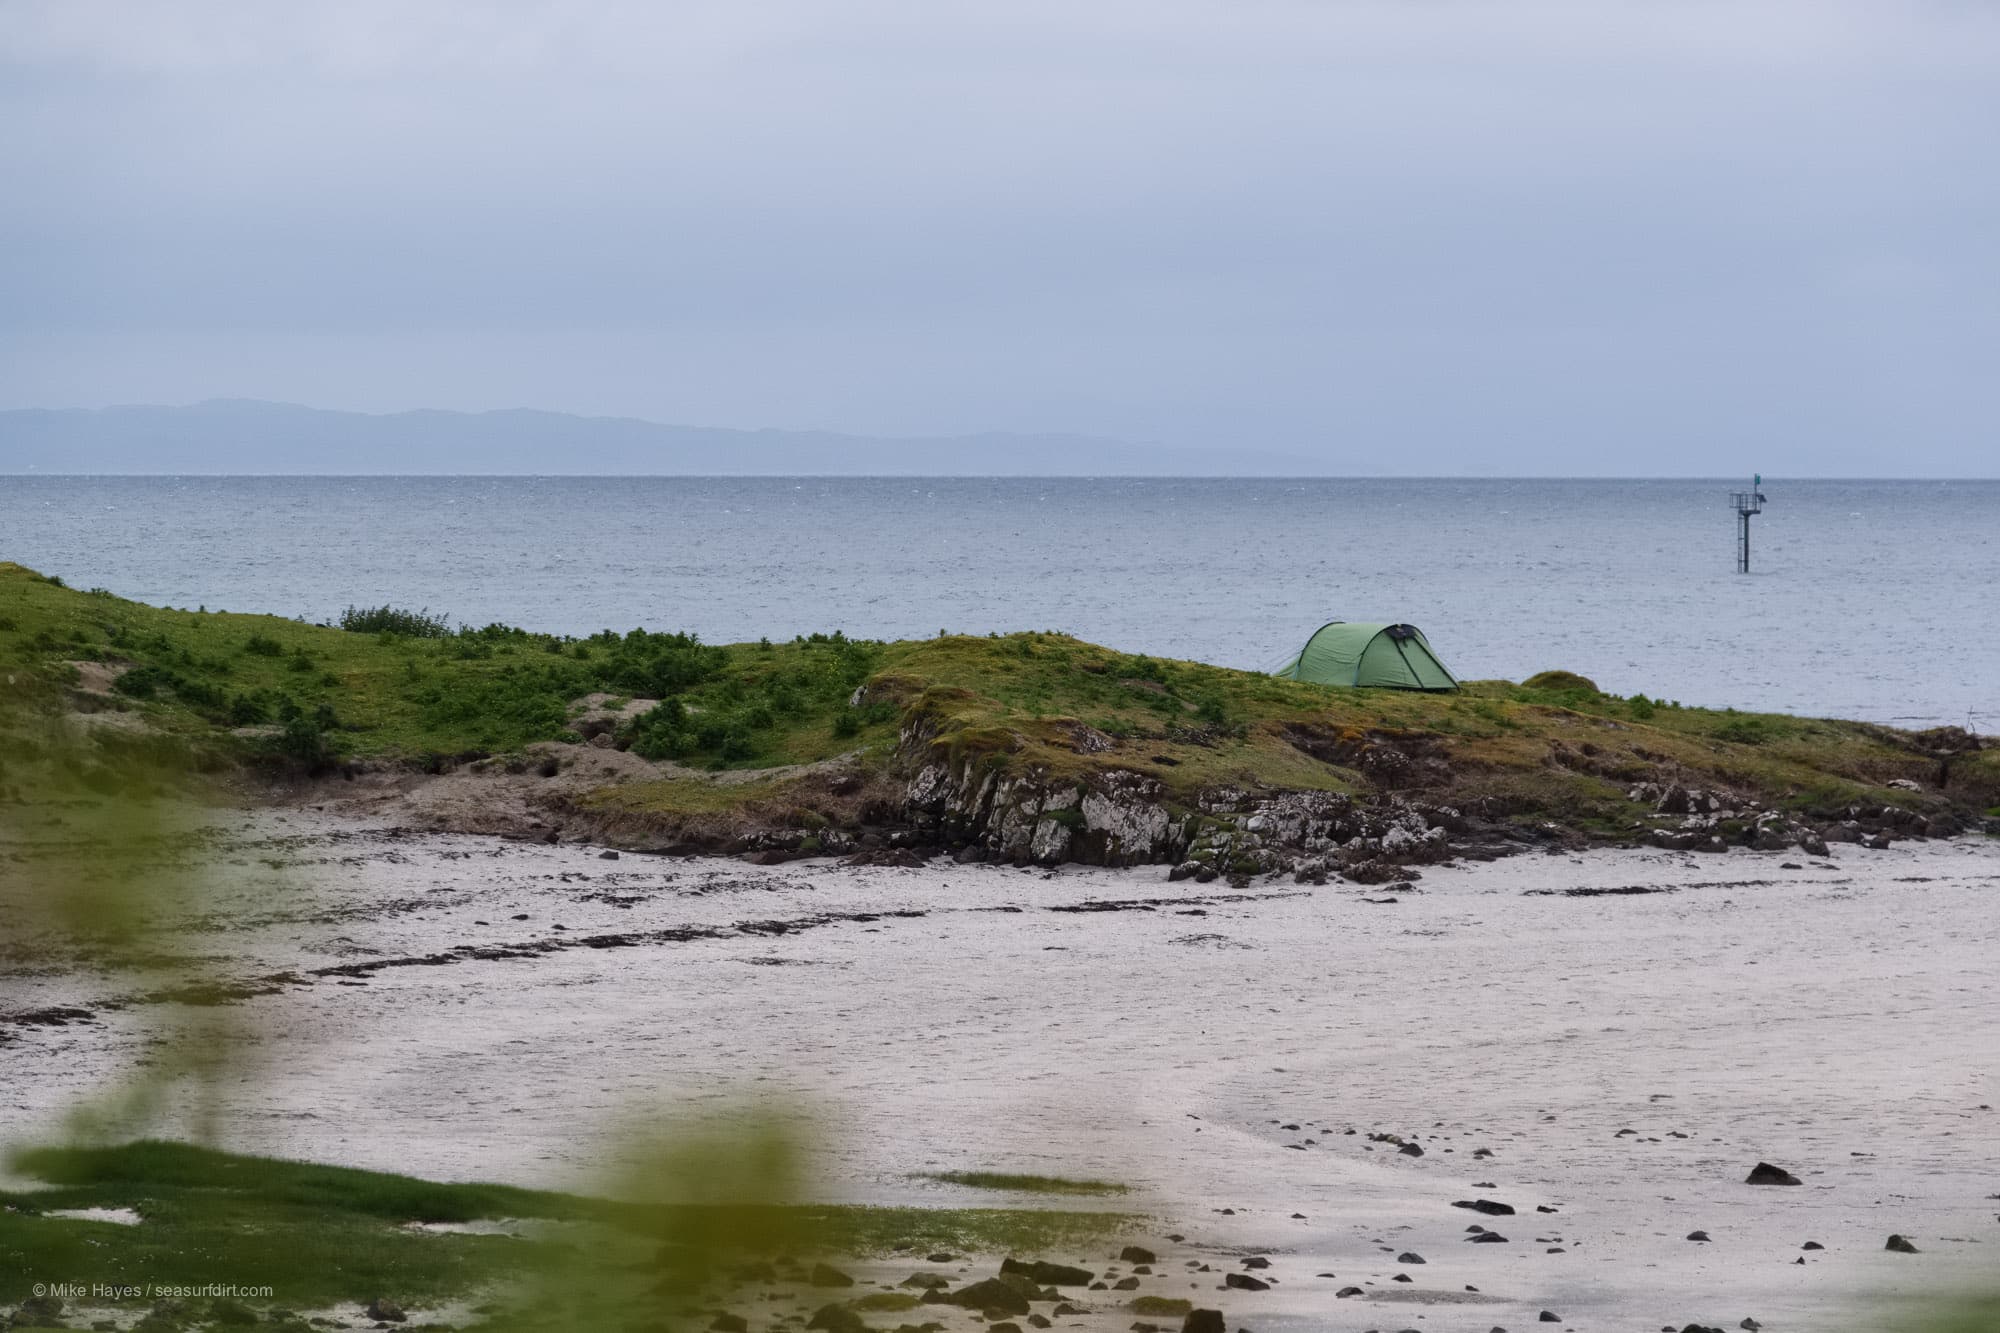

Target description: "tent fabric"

left=1272, top=621, right=1458, bottom=691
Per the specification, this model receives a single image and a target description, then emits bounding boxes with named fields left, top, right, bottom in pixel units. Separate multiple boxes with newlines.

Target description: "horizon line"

left=2, top=472, right=1994, bottom=483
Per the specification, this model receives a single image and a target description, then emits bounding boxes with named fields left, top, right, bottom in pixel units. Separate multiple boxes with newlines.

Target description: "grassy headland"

left=2, top=562, right=1991, bottom=870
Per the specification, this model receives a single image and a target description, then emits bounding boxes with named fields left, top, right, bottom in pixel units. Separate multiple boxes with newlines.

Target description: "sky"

left=2, top=0, right=1997, bottom=475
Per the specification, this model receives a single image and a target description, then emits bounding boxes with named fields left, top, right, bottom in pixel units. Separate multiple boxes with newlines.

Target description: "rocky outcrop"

left=897, top=709, right=1468, bottom=876
left=1625, top=782, right=1951, bottom=856
left=904, top=756, right=1184, bottom=866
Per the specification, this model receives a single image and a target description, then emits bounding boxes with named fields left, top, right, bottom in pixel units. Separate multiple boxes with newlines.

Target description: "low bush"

left=111, top=664, right=171, bottom=700
left=339, top=605, right=452, bottom=638
left=262, top=701, right=343, bottom=774
left=1524, top=669, right=1600, bottom=693
left=1713, top=717, right=1769, bottom=746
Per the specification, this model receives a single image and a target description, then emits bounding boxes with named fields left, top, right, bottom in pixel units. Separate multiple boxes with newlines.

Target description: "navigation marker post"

left=1729, top=474, right=1767, bottom=573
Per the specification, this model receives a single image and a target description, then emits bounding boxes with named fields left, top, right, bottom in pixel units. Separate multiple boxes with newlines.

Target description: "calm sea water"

left=2, top=476, right=1993, bottom=727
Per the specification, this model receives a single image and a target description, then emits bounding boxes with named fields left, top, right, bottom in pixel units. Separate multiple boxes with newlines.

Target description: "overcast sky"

left=3, top=1, right=1996, bottom=474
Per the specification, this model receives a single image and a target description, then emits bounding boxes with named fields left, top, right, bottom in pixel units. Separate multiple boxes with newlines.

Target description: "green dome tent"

left=1272, top=621, right=1459, bottom=692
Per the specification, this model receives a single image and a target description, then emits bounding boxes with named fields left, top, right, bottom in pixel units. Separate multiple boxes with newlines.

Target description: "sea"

left=2, top=475, right=1993, bottom=728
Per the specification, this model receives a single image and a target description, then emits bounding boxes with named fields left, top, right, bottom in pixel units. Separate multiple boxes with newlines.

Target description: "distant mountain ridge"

left=0, top=400, right=1312, bottom=476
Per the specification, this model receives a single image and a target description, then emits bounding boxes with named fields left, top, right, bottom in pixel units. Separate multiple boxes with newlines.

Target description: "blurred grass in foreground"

left=1900, top=1294, right=2000, bottom=1332
left=0, top=1139, right=1132, bottom=1318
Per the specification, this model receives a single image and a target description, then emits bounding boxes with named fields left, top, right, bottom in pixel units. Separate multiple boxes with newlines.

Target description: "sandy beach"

left=5, top=817, right=1998, bottom=1331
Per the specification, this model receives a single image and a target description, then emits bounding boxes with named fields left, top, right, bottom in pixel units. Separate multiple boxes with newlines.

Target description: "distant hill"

left=0, top=400, right=1312, bottom=476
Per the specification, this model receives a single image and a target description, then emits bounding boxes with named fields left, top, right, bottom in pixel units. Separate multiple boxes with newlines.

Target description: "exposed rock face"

left=904, top=759, right=1184, bottom=866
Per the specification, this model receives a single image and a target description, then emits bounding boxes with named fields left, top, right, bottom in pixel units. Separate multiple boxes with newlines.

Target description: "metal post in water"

left=1729, top=474, right=1767, bottom=573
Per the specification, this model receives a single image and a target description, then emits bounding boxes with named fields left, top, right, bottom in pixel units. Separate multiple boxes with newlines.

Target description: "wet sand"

left=5, top=816, right=1998, bottom=1330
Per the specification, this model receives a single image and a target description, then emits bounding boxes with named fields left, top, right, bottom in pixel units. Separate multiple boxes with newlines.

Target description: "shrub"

left=605, top=631, right=729, bottom=697
left=243, top=634, right=284, bottom=657
left=112, top=664, right=171, bottom=700
left=410, top=663, right=580, bottom=748
left=271, top=709, right=342, bottom=774
left=244, top=699, right=343, bottom=772
left=228, top=693, right=272, bottom=726
left=1714, top=717, right=1769, bottom=746
left=339, top=604, right=451, bottom=638
left=1523, top=669, right=1599, bottom=694
left=1628, top=694, right=1657, bottom=720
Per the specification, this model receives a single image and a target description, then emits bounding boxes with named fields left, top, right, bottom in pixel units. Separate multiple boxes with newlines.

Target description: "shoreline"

left=6, top=812, right=1998, bottom=1329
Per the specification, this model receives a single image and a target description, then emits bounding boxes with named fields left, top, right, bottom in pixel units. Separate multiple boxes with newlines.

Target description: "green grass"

left=914, top=1171, right=1131, bottom=1196
left=6, top=561, right=1992, bottom=829
left=0, top=562, right=898, bottom=768
left=0, top=1141, right=1133, bottom=1317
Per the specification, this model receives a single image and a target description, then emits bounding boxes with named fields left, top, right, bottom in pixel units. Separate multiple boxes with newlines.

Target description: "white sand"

left=5, top=817, right=1997, bottom=1330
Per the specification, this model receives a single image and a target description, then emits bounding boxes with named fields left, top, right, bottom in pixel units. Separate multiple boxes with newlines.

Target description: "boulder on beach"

left=1453, top=1199, right=1515, bottom=1216
left=808, top=1303, right=866, bottom=1333
left=1001, top=1258, right=1094, bottom=1287
left=1745, top=1162, right=1801, bottom=1186
left=1180, top=1311, right=1225, bottom=1333
left=1885, top=1234, right=1919, bottom=1253
left=945, top=1278, right=1032, bottom=1315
